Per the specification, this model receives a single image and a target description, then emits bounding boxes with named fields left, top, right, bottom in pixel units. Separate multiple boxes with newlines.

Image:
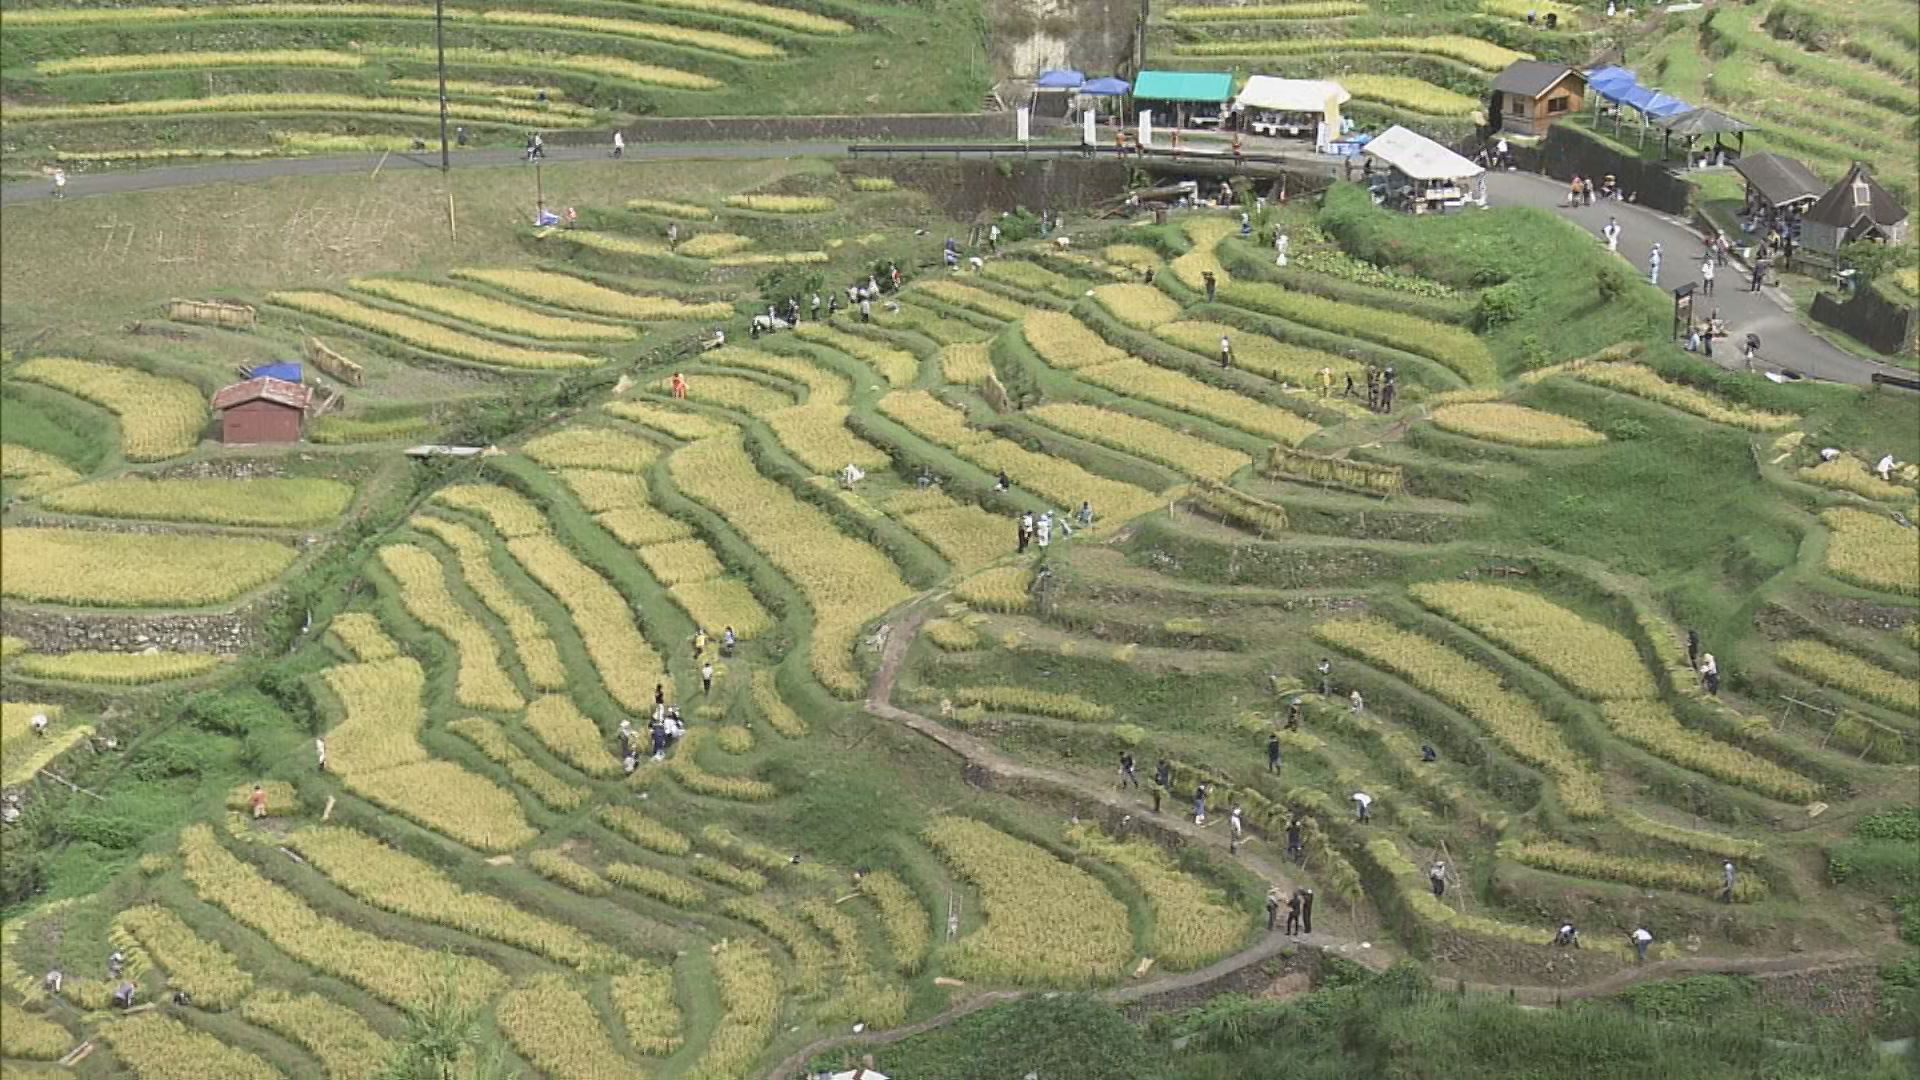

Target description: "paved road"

left=1485, top=171, right=1903, bottom=386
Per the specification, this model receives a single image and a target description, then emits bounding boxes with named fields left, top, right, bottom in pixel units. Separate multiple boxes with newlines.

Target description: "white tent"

left=1361, top=125, right=1484, bottom=181
left=1234, top=76, right=1350, bottom=118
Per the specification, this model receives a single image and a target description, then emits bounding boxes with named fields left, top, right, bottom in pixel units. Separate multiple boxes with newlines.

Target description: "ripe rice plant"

left=852, top=177, right=897, bottom=191
left=672, top=578, right=775, bottom=637
left=447, top=716, right=588, bottom=810
left=708, top=346, right=851, bottom=401
left=1, top=443, right=81, bottom=496
left=1090, top=283, right=1183, bottom=329
left=525, top=427, right=659, bottom=472
left=1224, top=282, right=1496, bottom=385
left=925, top=618, right=983, bottom=651
left=114, top=906, right=252, bottom=1009
left=702, top=824, right=816, bottom=876
left=1065, top=824, right=1248, bottom=968
left=608, top=861, right=707, bottom=907
left=1619, top=811, right=1762, bottom=861
left=1173, top=35, right=1526, bottom=72
left=639, top=538, right=727, bottom=585
left=1430, top=403, right=1606, bottom=448
left=611, top=960, right=684, bottom=1055
left=669, top=435, right=911, bottom=694
left=688, top=855, right=768, bottom=892
left=1102, top=244, right=1161, bottom=271
left=478, top=10, right=783, bottom=58
left=1822, top=509, right=1919, bottom=595
left=309, top=413, right=435, bottom=444
left=1156, top=321, right=1355, bottom=384
left=803, top=897, right=910, bottom=1028
left=1, top=527, right=295, bottom=607
left=379, top=544, right=524, bottom=712
left=1023, top=310, right=1130, bottom=370
left=180, top=824, right=506, bottom=1007
left=37, top=48, right=361, bottom=75
left=1166, top=1, right=1366, bottom=18
left=1078, top=357, right=1319, bottom=445
left=497, top=974, right=642, bottom=1080
left=663, top=373, right=794, bottom=414
left=556, top=469, right=652, bottom=512
left=752, top=670, right=808, bottom=736
left=0, top=635, right=26, bottom=659
left=625, top=198, right=715, bottom=218
left=955, top=565, right=1032, bottom=613
left=768, top=403, right=891, bottom=473
left=606, top=401, right=736, bottom=440
left=1600, top=701, right=1819, bottom=801
left=724, top=194, right=836, bottom=213
left=43, top=476, right=353, bottom=527
left=0, top=1000, right=70, bottom=1059
left=321, top=658, right=536, bottom=850
left=876, top=390, right=993, bottom=448
left=792, top=324, right=919, bottom=385
left=1409, top=581, right=1659, bottom=700
left=413, top=516, right=567, bottom=689
left=1363, top=836, right=1638, bottom=957
left=1188, top=478, right=1289, bottom=536
left=981, top=259, right=1076, bottom=297
left=271, top=292, right=599, bottom=371
left=507, top=534, right=664, bottom=711
left=599, top=805, right=691, bottom=854
left=7, top=92, right=582, bottom=128
left=688, top=941, right=779, bottom=1080
left=721, top=896, right=836, bottom=993
left=287, top=825, right=614, bottom=968
left=13, top=357, right=205, bottom=461
left=1507, top=841, right=1766, bottom=901
left=939, top=342, right=995, bottom=385
left=378, top=45, right=721, bottom=90
left=1799, top=456, right=1912, bottom=502
left=241, top=991, right=392, bottom=1078
left=101, top=1013, right=280, bottom=1080
left=601, top=505, right=699, bottom=547
left=524, top=694, right=621, bottom=776
left=1777, top=640, right=1917, bottom=715
left=1342, top=74, right=1480, bottom=117
left=661, top=729, right=779, bottom=799
left=709, top=251, right=831, bottom=267
left=925, top=817, right=1133, bottom=986
left=857, top=869, right=931, bottom=973
left=351, top=278, right=633, bottom=342
left=1, top=702, right=91, bottom=787
left=943, top=685, right=1115, bottom=722
left=15, top=650, right=222, bottom=684
left=528, top=848, right=613, bottom=896
left=1029, top=403, right=1250, bottom=480
left=454, top=269, right=732, bottom=321
left=567, top=231, right=671, bottom=259
left=1568, top=364, right=1797, bottom=429
left=914, top=279, right=1029, bottom=320
left=890, top=495, right=1007, bottom=573
left=1316, top=618, right=1607, bottom=817
left=679, top=232, right=755, bottom=258
left=877, top=301, right=994, bottom=344
left=224, top=780, right=296, bottom=816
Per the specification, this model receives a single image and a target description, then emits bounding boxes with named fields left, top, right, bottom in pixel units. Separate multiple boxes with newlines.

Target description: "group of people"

left=1011, top=501, right=1094, bottom=553
left=1565, top=174, right=1626, bottom=207
left=1266, top=886, right=1318, bottom=935
left=1312, top=365, right=1397, bottom=411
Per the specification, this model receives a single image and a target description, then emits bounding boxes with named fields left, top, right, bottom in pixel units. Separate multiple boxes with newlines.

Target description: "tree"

left=376, top=957, right=519, bottom=1080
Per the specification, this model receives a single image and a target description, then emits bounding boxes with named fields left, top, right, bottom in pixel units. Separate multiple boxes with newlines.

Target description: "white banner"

left=1083, top=108, right=1096, bottom=146
left=1139, top=109, right=1153, bottom=148
left=1016, top=106, right=1030, bottom=143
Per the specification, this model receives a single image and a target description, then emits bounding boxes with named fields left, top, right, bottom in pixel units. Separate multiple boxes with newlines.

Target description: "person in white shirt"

left=51, top=169, right=66, bottom=199
left=1602, top=216, right=1621, bottom=252
left=1699, top=652, right=1719, bottom=696
left=1352, top=791, right=1372, bottom=823
left=1700, top=257, right=1715, bottom=295
left=1631, top=926, right=1653, bottom=962
left=29, top=712, right=49, bottom=736
left=1350, top=690, right=1364, bottom=713
left=611, top=130, right=625, bottom=158
left=1036, top=512, right=1053, bottom=549
left=315, top=738, right=327, bottom=772
left=1219, top=334, right=1232, bottom=369
left=1274, top=231, right=1290, bottom=266
left=1876, top=454, right=1897, bottom=481
left=701, top=662, right=715, bottom=695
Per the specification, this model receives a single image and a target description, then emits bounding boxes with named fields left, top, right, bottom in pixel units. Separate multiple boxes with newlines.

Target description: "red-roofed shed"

left=213, top=377, right=313, bottom=445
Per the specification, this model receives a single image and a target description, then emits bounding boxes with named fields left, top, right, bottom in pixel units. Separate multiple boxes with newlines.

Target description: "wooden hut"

left=1801, top=163, right=1910, bottom=258
left=1490, top=62, right=1587, bottom=136
left=213, top=377, right=312, bottom=445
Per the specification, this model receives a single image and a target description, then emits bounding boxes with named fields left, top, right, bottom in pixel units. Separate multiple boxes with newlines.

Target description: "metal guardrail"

left=1871, top=371, right=1920, bottom=392
left=844, top=142, right=1334, bottom=171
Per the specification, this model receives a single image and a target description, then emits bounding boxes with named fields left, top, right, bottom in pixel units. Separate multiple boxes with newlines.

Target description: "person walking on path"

left=693, top=629, right=707, bottom=658
left=1192, top=783, right=1208, bottom=825
left=1077, top=500, right=1094, bottom=528
left=701, top=661, right=715, bottom=695
left=611, top=130, right=624, bottom=158
left=1700, top=652, right=1720, bottom=696
left=1631, top=926, right=1654, bottom=963
left=1352, top=791, right=1373, bottom=823
left=1648, top=242, right=1663, bottom=286
left=1286, top=697, right=1302, bottom=730
left=1155, top=758, right=1171, bottom=791
left=1301, top=888, right=1314, bottom=933
left=1219, top=333, right=1232, bottom=369
left=1700, top=255, right=1715, bottom=295
left=1285, top=890, right=1303, bottom=935
left=1749, top=257, right=1767, bottom=293
left=1602, top=216, right=1621, bottom=253
left=1319, top=366, right=1334, bottom=398
left=1721, top=860, right=1737, bottom=903
left=1286, top=816, right=1304, bottom=864
left=1203, top=270, right=1218, bottom=303
left=1429, top=860, right=1447, bottom=898
left=1267, top=888, right=1283, bottom=931
left=1687, top=628, right=1701, bottom=670
left=315, top=738, right=326, bottom=772
left=1228, top=805, right=1244, bottom=854
left=1016, top=512, right=1031, bottom=553
left=1119, top=751, right=1140, bottom=789
left=1317, top=658, right=1333, bottom=696
left=1036, top=511, right=1053, bottom=549
left=50, top=168, right=66, bottom=200
left=1267, top=732, right=1282, bottom=773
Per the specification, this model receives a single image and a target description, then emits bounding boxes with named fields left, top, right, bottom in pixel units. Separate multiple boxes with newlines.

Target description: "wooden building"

left=1490, top=62, right=1588, bottom=136
left=212, top=377, right=312, bottom=445
left=1800, top=163, right=1911, bottom=258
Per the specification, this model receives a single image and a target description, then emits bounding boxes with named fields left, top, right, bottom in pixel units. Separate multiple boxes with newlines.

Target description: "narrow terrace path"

left=765, top=596, right=1879, bottom=1076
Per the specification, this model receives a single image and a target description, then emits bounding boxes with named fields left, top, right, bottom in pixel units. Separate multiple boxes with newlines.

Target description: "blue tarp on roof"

left=1618, top=84, right=1656, bottom=109
left=1035, top=69, right=1085, bottom=89
left=1641, top=92, right=1692, bottom=118
left=248, top=362, right=303, bottom=383
left=1082, top=77, right=1131, bottom=96
left=1586, top=66, right=1636, bottom=91
left=1132, top=70, right=1234, bottom=102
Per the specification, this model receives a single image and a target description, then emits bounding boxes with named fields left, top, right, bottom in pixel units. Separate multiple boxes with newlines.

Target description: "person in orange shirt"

left=1232, top=132, right=1245, bottom=161
left=248, top=784, right=268, bottom=819
left=670, top=372, right=689, bottom=399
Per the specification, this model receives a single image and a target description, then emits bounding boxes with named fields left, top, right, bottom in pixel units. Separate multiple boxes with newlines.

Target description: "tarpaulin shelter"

left=1132, top=70, right=1234, bottom=127
left=1081, top=77, right=1131, bottom=96
left=1362, top=125, right=1484, bottom=213
left=247, top=362, right=303, bottom=383
left=1034, top=69, right=1085, bottom=90
left=1233, top=76, right=1349, bottom=140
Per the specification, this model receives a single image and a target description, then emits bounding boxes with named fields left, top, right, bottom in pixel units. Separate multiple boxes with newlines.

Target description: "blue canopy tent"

left=1586, top=66, right=1637, bottom=98
left=248, top=362, right=303, bottom=383
left=1034, top=69, right=1086, bottom=90
left=1081, top=77, right=1130, bottom=96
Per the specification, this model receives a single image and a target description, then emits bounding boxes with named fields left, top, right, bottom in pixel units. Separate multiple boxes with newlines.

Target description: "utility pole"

left=436, top=0, right=450, bottom=173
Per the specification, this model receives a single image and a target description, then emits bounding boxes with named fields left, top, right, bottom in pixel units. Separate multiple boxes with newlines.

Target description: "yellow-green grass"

left=412, top=515, right=568, bottom=689
left=0, top=635, right=27, bottom=660
left=507, top=533, right=664, bottom=712
left=608, top=861, right=707, bottom=906
left=1409, top=581, right=1658, bottom=700
left=180, top=823, right=506, bottom=1008
left=1101, top=244, right=1161, bottom=271
left=1822, top=509, right=1920, bottom=595
left=497, top=974, right=640, bottom=1080
left=1090, top=283, right=1183, bottom=329
left=671, top=578, right=775, bottom=637
left=524, top=695, right=622, bottom=776
left=524, top=426, right=660, bottom=472
left=981, top=259, right=1077, bottom=297
left=669, top=434, right=911, bottom=695
left=857, top=870, right=931, bottom=973
left=272, top=291, right=600, bottom=370
left=1800, top=456, right=1912, bottom=502
left=374, top=45, right=720, bottom=90
left=700, top=346, right=852, bottom=402
left=1600, top=700, right=1818, bottom=802
left=12, top=357, right=205, bottom=461
left=691, top=941, right=780, bottom=1080
left=767, top=402, right=891, bottom=473
left=1028, top=403, right=1249, bottom=480
left=15, top=651, right=223, bottom=684
left=1317, top=618, right=1606, bottom=817
left=1173, top=34, right=1527, bottom=72
left=954, top=564, right=1032, bottom=612
left=37, top=48, right=361, bottom=75
left=709, top=250, right=831, bottom=266
left=1077, top=358, right=1319, bottom=445
left=328, top=612, right=399, bottom=661
left=885, top=490, right=1007, bottom=574
left=555, top=468, right=651, bottom=512
left=626, top=197, right=716, bottom=218
left=567, top=231, right=671, bottom=259
left=114, top=905, right=253, bottom=1008
left=5, top=92, right=587, bottom=128
left=0, top=1000, right=70, bottom=1059
left=1, top=528, right=296, bottom=607
left=655, top=729, right=778, bottom=800
left=350, top=278, right=634, bottom=341
left=939, top=342, right=995, bottom=385
left=925, top=816, right=1132, bottom=986
left=1565, top=364, right=1797, bottom=429
left=724, top=194, right=836, bottom=213
left=663, top=373, right=795, bottom=414
left=1023, top=310, right=1131, bottom=370
left=1507, top=841, right=1767, bottom=901
left=241, top=991, right=392, bottom=1078
left=943, top=685, right=1114, bottom=722
left=454, top=268, right=733, bottom=321
left=1431, top=403, right=1606, bottom=448
left=1, top=443, right=82, bottom=496
left=598, top=805, right=691, bottom=854
left=1166, top=1, right=1366, bottom=18
left=606, top=400, right=736, bottom=440
left=41, top=476, right=353, bottom=527
left=435, top=482, right=549, bottom=536
left=1, top=703, right=94, bottom=787
left=100, top=1013, right=280, bottom=1080
left=1342, top=74, right=1481, bottom=117
left=914, top=279, right=1030, bottom=320
left=378, top=543, right=524, bottom=712
left=1065, top=823, right=1248, bottom=968
left=1777, top=640, right=1917, bottom=715
left=1224, top=282, right=1496, bottom=385
left=679, top=232, right=755, bottom=258
left=448, top=715, right=589, bottom=811
left=791, top=323, right=919, bottom=385
left=636, top=538, right=726, bottom=586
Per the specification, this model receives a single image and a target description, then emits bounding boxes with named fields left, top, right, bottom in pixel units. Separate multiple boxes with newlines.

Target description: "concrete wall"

left=987, top=0, right=1139, bottom=80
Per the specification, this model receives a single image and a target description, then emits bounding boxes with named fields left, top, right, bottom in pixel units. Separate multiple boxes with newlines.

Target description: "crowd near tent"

left=1234, top=76, right=1349, bottom=144
left=1490, top=62, right=1587, bottom=136
left=1800, top=163, right=1911, bottom=256
left=1732, top=153, right=1826, bottom=212
left=1362, top=125, right=1484, bottom=213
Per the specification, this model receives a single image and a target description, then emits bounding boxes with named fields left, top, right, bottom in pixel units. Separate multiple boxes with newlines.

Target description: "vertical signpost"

left=1016, top=106, right=1030, bottom=145
left=1139, top=109, right=1153, bottom=150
